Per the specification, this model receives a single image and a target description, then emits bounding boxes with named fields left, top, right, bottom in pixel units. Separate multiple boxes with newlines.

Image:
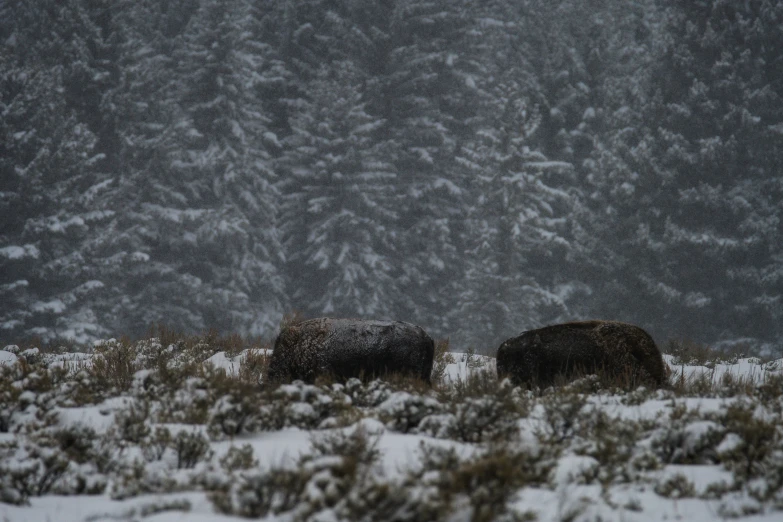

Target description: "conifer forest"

left=1, top=0, right=782, bottom=354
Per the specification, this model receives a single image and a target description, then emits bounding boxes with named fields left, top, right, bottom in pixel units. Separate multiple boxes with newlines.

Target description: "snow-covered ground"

left=1, top=344, right=783, bottom=522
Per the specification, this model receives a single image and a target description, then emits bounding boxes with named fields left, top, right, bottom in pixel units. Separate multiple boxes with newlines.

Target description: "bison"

left=267, top=317, right=435, bottom=384
left=496, top=320, right=668, bottom=389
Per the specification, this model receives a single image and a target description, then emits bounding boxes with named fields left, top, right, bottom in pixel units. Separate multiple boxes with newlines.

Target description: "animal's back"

left=496, top=320, right=667, bottom=388
left=268, top=318, right=434, bottom=383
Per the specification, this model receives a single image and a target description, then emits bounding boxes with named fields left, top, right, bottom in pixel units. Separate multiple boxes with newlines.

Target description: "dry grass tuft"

left=431, top=338, right=455, bottom=386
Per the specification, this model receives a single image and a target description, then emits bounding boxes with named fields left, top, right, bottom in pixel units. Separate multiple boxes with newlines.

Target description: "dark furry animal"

left=496, top=320, right=668, bottom=389
left=267, top=318, right=435, bottom=384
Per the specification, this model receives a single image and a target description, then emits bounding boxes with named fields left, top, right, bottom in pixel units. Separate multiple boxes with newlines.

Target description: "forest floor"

left=1, top=334, right=783, bottom=522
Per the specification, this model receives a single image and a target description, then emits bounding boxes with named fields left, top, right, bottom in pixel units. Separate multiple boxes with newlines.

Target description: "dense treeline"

left=1, top=0, right=781, bottom=354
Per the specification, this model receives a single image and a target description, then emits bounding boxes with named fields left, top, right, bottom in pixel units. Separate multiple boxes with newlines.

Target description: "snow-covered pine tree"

left=587, top=0, right=783, bottom=351
left=546, top=0, right=666, bottom=328
left=280, top=60, right=401, bottom=319
left=0, top=0, right=115, bottom=343
left=111, top=0, right=286, bottom=337
left=357, top=0, right=478, bottom=336
left=453, top=10, right=585, bottom=350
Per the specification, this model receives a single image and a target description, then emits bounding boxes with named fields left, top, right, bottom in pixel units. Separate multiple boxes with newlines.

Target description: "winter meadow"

left=2, top=0, right=783, bottom=521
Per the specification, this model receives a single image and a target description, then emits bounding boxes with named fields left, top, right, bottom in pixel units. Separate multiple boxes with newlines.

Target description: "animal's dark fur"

left=496, top=320, right=668, bottom=389
left=267, top=318, right=435, bottom=384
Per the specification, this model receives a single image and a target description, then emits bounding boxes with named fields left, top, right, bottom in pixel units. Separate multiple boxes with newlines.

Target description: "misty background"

left=1, top=0, right=781, bottom=354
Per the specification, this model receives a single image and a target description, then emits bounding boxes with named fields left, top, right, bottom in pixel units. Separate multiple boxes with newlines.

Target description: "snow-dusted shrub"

left=408, top=442, right=542, bottom=522
left=430, top=339, right=455, bottom=386
left=236, top=348, right=271, bottom=385
left=129, top=367, right=206, bottom=424
left=378, top=391, right=445, bottom=434
left=19, top=347, right=43, bottom=366
left=557, top=373, right=604, bottom=395
left=162, top=376, right=213, bottom=424
left=210, top=426, right=381, bottom=519
left=134, top=364, right=233, bottom=426
left=136, top=331, right=238, bottom=373
left=295, top=427, right=382, bottom=514
left=140, top=426, right=172, bottom=462
left=429, top=371, right=528, bottom=443
left=219, top=444, right=258, bottom=472
left=571, top=409, right=644, bottom=483
left=755, top=374, right=783, bottom=408
left=132, top=337, right=168, bottom=370
left=209, top=379, right=356, bottom=439
left=207, top=392, right=261, bottom=439
left=716, top=402, right=779, bottom=482
left=0, top=358, right=60, bottom=433
left=53, top=461, right=108, bottom=497
left=110, top=459, right=181, bottom=500
left=0, top=439, right=70, bottom=504
left=628, top=449, right=663, bottom=476
left=51, top=424, right=98, bottom=464
left=138, top=426, right=211, bottom=469
left=209, top=465, right=307, bottom=517
left=536, top=386, right=589, bottom=445
left=451, top=447, right=540, bottom=522
left=164, top=340, right=215, bottom=374
left=0, top=366, right=22, bottom=433
left=135, top=339, right=209, bottom=391
left=263, top=380, right=354, bottom=431
left=111, top=399, right=151, bottom=444
left=418, top=413, right=458, bottom=439
left=650, top=416, right=724, bottom=465
left=172, top=429, right=212, bottom=469
left=622, top=384, right=656, bottom=406
left=89, top=338, right=139, bottom=394
left=55, top=369, right=105, bottom=407
left=344, top=377, right=394, bottom=408
left=654, top=473, right=697, bottom=499
left=43, top=425, right=111, bottom=496
left=462, top=345, right=487, bottom=370
left=453, top=385, right=525, bottom=443
left=130, top=334, right=236, bottom=393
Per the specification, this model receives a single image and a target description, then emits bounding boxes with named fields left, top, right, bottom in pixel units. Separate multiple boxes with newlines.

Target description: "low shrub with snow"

left=1, top=336, right=783, bottom=521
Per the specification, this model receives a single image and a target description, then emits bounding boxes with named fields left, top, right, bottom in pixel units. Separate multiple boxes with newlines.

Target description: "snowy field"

left=1, top=341, right=783, bottom=522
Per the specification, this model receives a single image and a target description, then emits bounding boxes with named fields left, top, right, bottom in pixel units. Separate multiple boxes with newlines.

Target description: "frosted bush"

left=378, top=391, right=445, bottom=433
left=258, top=380, right=354, bottom=431
left=110, top=460, right=181, bottom=500
left=89, top=339, right=138, bottom=393
left=220, top=444, right=258, bottom=472
left=571, top=410, right=644, bottom=484
left=0, top=440, right=70, bottom=504
left=208, top=393, right=260, bottom=439
left=0, top=358, right=61, bottom=433
left=654, top=473, right=697, bottom=498
left=132, top=338, right=167, bottom=369
left=651, top=419, right=724, bottom=464
left=344, top=378, right=393, bottom=407
left=172, top=429, right=212, bottom=469
left=111, top=399, right=151, bottom=444
left=418, top=413, right=458, bottom=439
left=717, top=403, right=779, bottom=482
left=451, top=396, right=520, bottom=443
left=210, top=426, right=380, bottom=519
left=536, top=389, right=589, bottom=445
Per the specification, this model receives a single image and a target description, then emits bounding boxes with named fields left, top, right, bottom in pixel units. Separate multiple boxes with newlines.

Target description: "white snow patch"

left=0, top=350, right=19, bottom=366
left=0, top=244, right=40, bottom=260
left=31, top=299, right=66, bottom=314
